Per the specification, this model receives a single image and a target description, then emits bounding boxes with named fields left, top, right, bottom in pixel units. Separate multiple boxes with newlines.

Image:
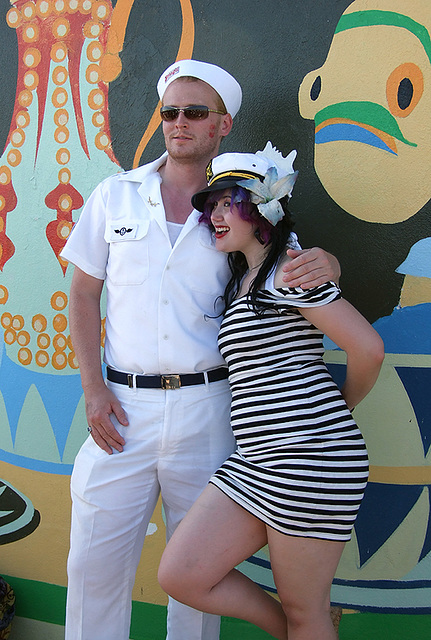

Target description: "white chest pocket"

left=105, top=220, right=150, bottom=285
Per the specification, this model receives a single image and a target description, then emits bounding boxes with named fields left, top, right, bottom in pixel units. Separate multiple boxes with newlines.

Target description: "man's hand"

left=85, top=384, right=129, bottom=454
left=69, top=267, right=128, bottom=454
left=282, top=248, right=341, bottom=289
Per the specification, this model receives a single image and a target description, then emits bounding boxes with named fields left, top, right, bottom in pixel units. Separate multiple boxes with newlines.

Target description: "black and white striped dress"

left=210, top=278, right=368, bottom=541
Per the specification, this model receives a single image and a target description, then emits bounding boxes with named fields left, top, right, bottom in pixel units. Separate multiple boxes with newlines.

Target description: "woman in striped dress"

left=158, top=146, right=384, bottom=640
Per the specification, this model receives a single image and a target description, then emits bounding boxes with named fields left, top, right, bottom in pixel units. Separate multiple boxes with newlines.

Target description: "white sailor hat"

left=191, top=153, right=274, bottom=212
left=191, top=144, right=298, bottom=225
left=157, top=59, right=242, bottom=118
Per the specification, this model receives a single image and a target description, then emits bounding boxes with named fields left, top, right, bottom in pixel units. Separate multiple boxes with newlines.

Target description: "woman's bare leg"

left=158, top=484, right=288, bottom=639
left=266, top=528, right=345, bottom=640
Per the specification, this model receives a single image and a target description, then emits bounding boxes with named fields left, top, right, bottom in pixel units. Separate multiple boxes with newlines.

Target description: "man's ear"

left=220, top=113, right=233, bottom=138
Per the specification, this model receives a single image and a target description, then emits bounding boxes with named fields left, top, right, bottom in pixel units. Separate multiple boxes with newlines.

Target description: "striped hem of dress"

left=209, top=477, right=356, bottom=542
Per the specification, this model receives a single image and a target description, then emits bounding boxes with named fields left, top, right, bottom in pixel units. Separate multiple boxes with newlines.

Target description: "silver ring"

left=87, top=426, right=92, bottom=433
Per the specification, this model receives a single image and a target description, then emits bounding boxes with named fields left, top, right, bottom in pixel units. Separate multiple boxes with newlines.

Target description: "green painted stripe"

left=3, top=576, right=431, bottom=639
left=338, top=611, right=431, bottom=640
left=3, top=575, right=66, bottom=626
left=335, top=10, right=431, bottom=64
left=314, top=101, right=417, bottom=147
left=130, top=600, right=167, bottom=639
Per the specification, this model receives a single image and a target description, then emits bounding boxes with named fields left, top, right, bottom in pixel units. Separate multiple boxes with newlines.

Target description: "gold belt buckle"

left=161, top=374, right=181, bottom=390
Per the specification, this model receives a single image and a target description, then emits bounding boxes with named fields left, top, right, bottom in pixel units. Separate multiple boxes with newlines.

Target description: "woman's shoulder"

left=264, top=281, right=341, bottom=307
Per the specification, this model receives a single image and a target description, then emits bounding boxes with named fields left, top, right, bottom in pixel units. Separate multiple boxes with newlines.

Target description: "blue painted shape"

left=0, top=449, right=74, bottom=475
left=315, top=123, right=397, bottom=154
left=395, top=366, right=431, bottom=456
left=0, top=356, right=33, bottom=439
left=0, top=352, right=83, bottom=456
left=334, top=578, right=431, bottom=589
left=331, top=577, right=431, bottom=612
left=373, top=304, right=431, bottom=354
left=326, top=362, right=346, bottom=389
left=245, top=554, right=271, bottom=569
left=420, top=491, right=431, bottom=561
left=242, top=554, right=277, bottom=593
left=396, top=238, right=431, bottom=278
left=354, top=482, right=424, bottom=566
left=0, top=351, right=85, bottom=473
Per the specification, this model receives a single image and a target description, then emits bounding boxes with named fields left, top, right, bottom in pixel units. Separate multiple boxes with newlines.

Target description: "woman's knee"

left=281, top=594, right=331, bottom=630
left=158, top=547, right=213, bottom=605
left=158, top=552, right=182, bottom=598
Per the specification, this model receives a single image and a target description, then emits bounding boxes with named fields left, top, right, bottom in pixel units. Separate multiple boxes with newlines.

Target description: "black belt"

left=106, top=366, right=228, bottom=390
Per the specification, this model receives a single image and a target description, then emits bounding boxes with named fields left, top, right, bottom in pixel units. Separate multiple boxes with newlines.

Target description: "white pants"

left=65, top=379, right=234, bottom=640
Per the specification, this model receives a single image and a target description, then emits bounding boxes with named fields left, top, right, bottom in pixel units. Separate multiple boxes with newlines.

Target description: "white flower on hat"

left=256, top=141, right=297, bottom=179
left=237, top=142, right=298, bottom=225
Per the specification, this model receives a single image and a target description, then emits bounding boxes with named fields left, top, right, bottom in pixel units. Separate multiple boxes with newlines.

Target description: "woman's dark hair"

left=199, top=185, right=295, bottom=315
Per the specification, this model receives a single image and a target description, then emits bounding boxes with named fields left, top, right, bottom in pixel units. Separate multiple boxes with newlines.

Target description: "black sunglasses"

left=160, top=105, right=226, bottom=121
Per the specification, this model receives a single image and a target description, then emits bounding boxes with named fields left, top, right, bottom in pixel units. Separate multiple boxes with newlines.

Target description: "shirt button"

left=163, top=335, right=169, bottom=340
left=163, top=299, right=169, bottom=305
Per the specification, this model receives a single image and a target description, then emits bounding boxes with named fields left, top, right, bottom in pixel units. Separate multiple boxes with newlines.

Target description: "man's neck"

left=159, top=155, right=214, bottom=224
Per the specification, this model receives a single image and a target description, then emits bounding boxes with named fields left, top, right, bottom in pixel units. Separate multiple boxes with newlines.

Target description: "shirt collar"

left=117, top=152, right=168, bottom=183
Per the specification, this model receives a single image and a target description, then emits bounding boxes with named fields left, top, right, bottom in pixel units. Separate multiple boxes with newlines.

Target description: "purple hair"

left=198, top=185, right=273, bottom=244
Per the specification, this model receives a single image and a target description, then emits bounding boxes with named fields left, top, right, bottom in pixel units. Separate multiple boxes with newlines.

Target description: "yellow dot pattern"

left=1, top=287, right=104, bottom=369
left=0, top=286, right=9, bottom=305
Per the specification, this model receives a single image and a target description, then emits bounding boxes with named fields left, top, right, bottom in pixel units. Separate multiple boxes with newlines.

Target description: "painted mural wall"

left=0, top=0, right=430, bottom=632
